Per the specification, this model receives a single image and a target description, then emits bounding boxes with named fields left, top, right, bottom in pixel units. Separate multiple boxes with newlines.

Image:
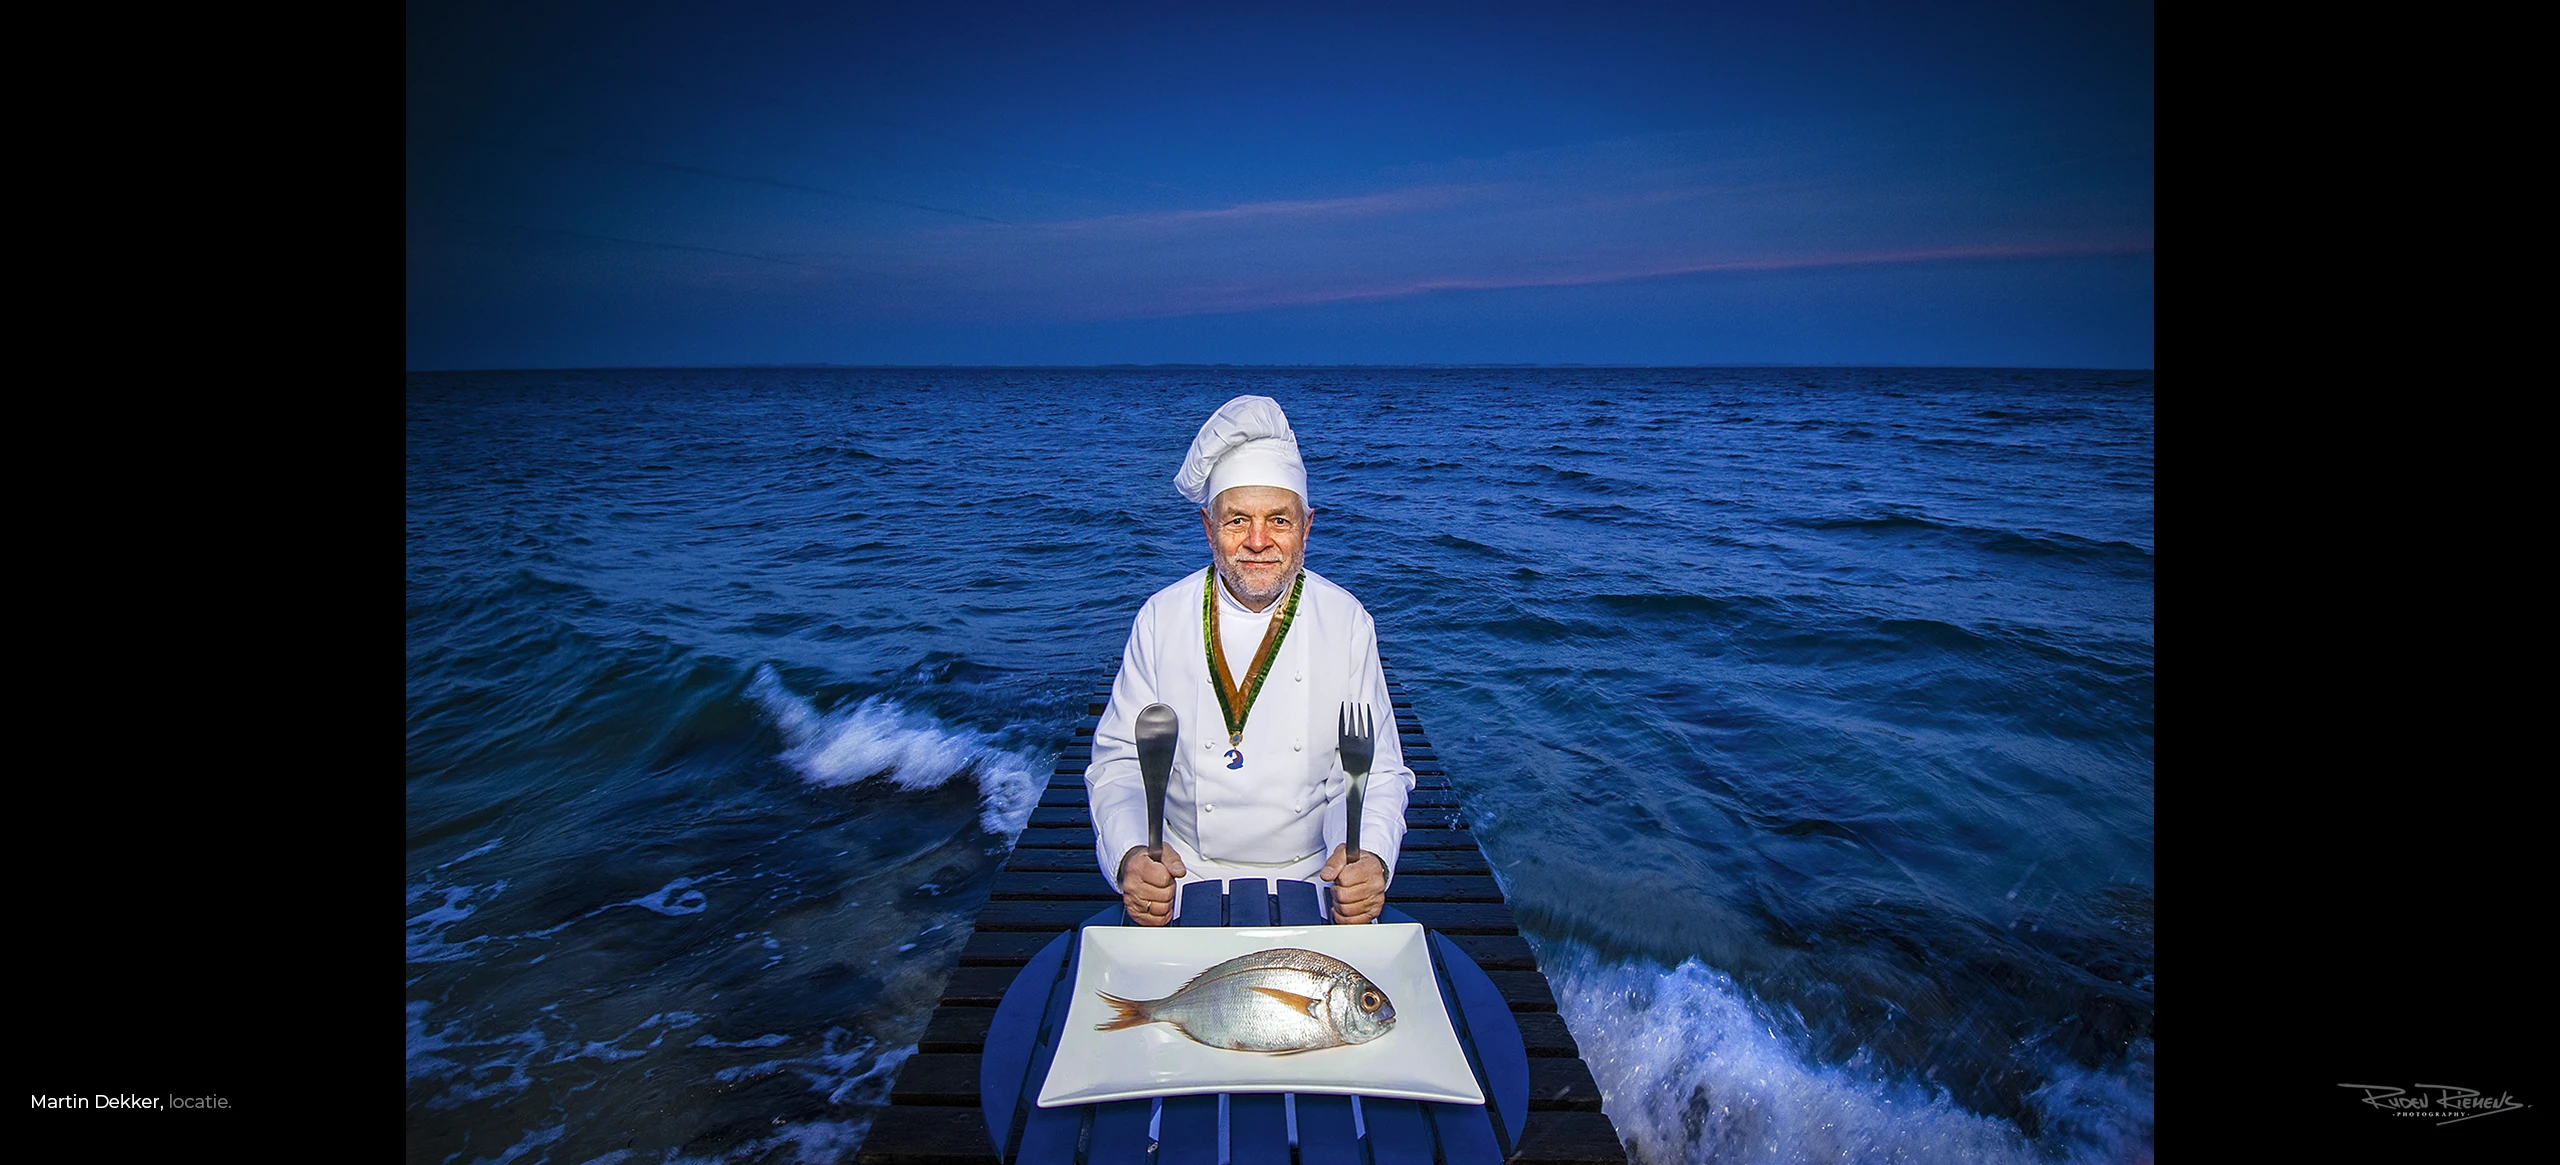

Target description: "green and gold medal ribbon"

left=1204, top=569, right=1305, bottom=747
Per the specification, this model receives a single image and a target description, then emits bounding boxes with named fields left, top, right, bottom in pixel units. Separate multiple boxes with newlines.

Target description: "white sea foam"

left=468, top=1122, right=563, bottom=1165
left=690, top=1032, right=791, bottom=1049
left=749, top=665, right=1042, bottom=837
left=704, top=1026, right=916, bottom=1113
left=406, top=879, right=506, bottom=963
left=1549, top=951, right=2151, bottom=1164
left=409, top=1004, right=716, bottom=1114
left=2023, top=1039, right=2153, bottom=1162
left=627, top=876, right=711, bottom=915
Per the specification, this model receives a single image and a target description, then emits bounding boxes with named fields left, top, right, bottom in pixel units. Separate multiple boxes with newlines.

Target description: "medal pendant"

left=1204, top=571, right=1302, bottom=779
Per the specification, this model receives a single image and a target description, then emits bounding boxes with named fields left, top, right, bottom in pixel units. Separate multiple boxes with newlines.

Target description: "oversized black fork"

left=1337, top=702, right=1375, bottom=862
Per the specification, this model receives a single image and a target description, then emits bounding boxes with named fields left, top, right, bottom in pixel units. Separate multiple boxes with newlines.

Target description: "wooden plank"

left=1528, top=1057, right=1606, bottom=1111
left=1230, top=1093, right=1289, bottom=1165
left=1392, top=902, right=1521, bottom=934
left=1161, top=1095, right=1220, bottom=1165
left=1397, top=834, right=1485, bottom=851
left=1443, top=934, right=1537, bottom=971
left=1359, top=1097, right=1435, bottom=1165
left=889, top=1053, right=979, bottom=1106
left=1377, top=875, right=1502, bottom=902
left=939, top=968, right=1019, bottom=1007
left=1515, top=1012, right=1582, bottom=1058
left=1485, top=971, right=1560, bottom=1013
left=1007, top=827, right=1096, bottom=849
left=1181, top=878, right=1225, bottom=925
left=1512, top=1111, right=1632, bottom=1164
left=1380, top=849, right=1491, bottom=875
left=995, top=849, right=1112, bottom=874
left=854, top=1106, right=998, bottom=1164
left=1295, top=1093, right=1360, bottom=1165
left=956, top=930, right=1069, bottom=966
left=1228, top=878, right=1271, bottom=926
left=1085, top=1099, right=1153, bottom=1161
left=988, top=871, right=1139, bottom=899
left=1275, top=878, right=1322, bottom=923
left=1425, top=1099, right=1506, bottom=1165
left=920, top=1006, right=991, bottom=1053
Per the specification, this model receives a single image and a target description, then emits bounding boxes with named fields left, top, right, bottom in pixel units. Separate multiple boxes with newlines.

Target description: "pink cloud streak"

left=1141, top=238, right=2157, bottom=317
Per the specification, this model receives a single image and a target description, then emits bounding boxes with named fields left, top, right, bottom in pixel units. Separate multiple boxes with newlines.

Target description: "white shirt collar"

left=1214, top=569, right=1286, bottom=619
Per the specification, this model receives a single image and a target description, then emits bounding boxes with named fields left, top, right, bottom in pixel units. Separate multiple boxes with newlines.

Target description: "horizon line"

left=407, top=361, right=2156, bottom=374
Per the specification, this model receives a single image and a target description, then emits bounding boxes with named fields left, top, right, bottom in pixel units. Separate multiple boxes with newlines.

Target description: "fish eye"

left=1360, top=990, right=1380, bottom=1011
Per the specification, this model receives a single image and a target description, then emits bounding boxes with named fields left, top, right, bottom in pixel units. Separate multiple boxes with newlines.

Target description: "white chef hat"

left=1175, top=395, right=1308, bottom=507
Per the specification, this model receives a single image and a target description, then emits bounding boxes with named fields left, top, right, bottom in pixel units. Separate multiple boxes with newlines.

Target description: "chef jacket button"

left=1205, top=803, right=1214, bottom=813
left=1293, top=739, right=1302, bottom=751
left=1294, top=671, right=1302, bottom=682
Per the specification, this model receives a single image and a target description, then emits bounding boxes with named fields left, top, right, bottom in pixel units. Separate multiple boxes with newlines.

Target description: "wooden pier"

left=858, top=664, right=1630, bottom=1164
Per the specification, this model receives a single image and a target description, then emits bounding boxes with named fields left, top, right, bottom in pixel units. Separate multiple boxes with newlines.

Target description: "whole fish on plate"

left=1095, top=947, right=1397, bottom=1053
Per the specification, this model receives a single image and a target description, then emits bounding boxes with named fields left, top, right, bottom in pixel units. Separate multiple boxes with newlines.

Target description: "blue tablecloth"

left=978, top=877, right=1529, bottom=1164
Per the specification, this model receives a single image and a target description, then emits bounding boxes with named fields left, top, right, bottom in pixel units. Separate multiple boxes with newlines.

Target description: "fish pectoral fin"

left=1248, top=986, right=1321, bottom=1016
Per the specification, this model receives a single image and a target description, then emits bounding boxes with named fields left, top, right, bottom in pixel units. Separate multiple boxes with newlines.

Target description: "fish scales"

left=1096, top=947, right=1398, bottom=1053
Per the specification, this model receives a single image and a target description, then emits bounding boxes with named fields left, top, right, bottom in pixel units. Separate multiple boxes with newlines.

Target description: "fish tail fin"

left=1093, top=992, right=1156, bottom=1032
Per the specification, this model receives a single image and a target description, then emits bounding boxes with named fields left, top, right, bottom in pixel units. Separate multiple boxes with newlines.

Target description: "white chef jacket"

left=1086, top=566, right=1414, bottom=915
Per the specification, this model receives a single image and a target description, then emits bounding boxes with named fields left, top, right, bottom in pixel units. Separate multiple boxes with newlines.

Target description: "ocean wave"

left=1798, top=511, right=2150, bottom=565
left=1590, top=592, right=1762, bottom=617
left=1425, top=533, right=1508, bottom=556
left=1547, top=948, right=2152, bottom=1164
left=406, top=878, right=505, bottom=963
left=747, top=665, right=1041, bottom=837
left=1804, top=513, right=1946, bottom=534
left=409, top=995, right=901, bottom=1161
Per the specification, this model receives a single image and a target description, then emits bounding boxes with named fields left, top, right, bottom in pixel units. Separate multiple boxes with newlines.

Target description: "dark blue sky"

left=406, top=1, right=2152, bottom=369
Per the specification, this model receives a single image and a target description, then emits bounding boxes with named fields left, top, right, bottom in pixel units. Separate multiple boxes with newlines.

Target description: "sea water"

left=407, top=367, right=2152, bottom=1163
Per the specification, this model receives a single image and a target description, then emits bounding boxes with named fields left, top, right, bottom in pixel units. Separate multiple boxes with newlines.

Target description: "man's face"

left=1201, top=485, right=1308, bottom=610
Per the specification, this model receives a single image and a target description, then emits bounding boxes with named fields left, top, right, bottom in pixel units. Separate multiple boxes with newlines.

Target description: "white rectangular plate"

left=1035, top=922, right=1484, bottom=1108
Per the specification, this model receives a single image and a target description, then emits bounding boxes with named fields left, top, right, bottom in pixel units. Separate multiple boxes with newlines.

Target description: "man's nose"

left=1242, top=522, right=1274, bottom=551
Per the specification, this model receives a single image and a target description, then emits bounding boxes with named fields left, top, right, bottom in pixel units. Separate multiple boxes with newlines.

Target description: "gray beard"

left=1214, top=556, right=1298, bottom=609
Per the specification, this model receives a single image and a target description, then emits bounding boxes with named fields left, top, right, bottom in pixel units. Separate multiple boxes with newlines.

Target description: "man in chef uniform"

left=1086, top=395, right=1414, bottom=925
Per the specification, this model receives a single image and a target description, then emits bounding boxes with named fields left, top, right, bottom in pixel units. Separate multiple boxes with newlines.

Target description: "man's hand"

left=1319, top=845, right=1388, bottom=924
left=1118, top=846, right=1186, bottom=926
